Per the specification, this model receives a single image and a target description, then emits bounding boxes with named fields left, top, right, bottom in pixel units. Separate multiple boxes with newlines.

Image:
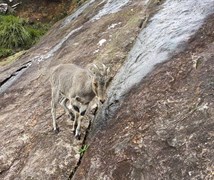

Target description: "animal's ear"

left=88, top=69, right=95, bottom=79
left=106, top=67, right=110, bottom=76
left=106, top=75, right=113, bottom=87
left=87, top=64, right=98, bottom=77
left=106, top=67, right=113, bottom=86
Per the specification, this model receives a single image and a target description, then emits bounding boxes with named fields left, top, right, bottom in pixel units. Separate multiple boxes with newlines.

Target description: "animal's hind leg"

left=51, top=88, right=59, bottom=133
left=60, top=97, right=74, bottom=120
left=51, top=101, right=58, bottom=132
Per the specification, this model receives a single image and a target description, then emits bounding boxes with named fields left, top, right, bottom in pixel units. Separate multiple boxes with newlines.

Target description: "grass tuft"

left=0, top=15, right=50, bottom=60
left=0, top=15, right=31, bottom=49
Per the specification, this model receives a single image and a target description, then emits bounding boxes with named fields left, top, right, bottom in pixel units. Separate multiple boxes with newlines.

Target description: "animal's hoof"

left=53, top=127, right=60, bottom=134
left=75, top=134, right=81, bottom=140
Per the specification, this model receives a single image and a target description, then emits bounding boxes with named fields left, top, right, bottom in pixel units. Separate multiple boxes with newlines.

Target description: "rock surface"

left=0, top=0, right=145, bottom=179
left=0, top=0, right=214, bottom=179
left=74, top=6, right=214, bottom=180
left=0, top=3, right=8, bottom=13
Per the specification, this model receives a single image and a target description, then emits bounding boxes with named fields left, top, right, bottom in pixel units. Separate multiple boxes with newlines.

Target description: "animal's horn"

left=93, top=64, right=99, bottom=70
left=90, top=64, right=100, bottom=75
left=102, top=63, right=107, bottom=71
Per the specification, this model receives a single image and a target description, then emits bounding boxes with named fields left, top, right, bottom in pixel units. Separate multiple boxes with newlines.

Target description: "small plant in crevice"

left=79, top=145, right=89, bottom=156
left=74, top=0, right=84, bottom=6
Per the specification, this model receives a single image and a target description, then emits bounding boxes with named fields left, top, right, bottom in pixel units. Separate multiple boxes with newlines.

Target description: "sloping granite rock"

left=1, top=0, right=213, bottom=179
left=73, top=12, right=214, bottom=180
left=0, top=3, right=8, bottom=13
left=0, top=0, right=144, bottom=179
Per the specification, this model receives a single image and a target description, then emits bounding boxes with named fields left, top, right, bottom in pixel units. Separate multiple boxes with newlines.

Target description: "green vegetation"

left=79, top=145, right=89, bottom=156
left=0, top=48, right=13, bottom=58
left=0, top=15, right=30, bottom=49
left=0, top=50, right=26, bottom=66
left=74, top=0, right=85, bottom=7
left=0, top=15, right=49, bottom=59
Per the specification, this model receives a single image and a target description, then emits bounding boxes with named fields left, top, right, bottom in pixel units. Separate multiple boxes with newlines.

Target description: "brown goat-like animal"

left=50, top=63, right=110, bottom=139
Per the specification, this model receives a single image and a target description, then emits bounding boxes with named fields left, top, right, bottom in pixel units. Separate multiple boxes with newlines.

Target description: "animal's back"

left=50, top=64, right=92, bottom=99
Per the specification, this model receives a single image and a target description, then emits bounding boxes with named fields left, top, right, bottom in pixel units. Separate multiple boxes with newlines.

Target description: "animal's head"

left=88, top=63, right=111, bottom=104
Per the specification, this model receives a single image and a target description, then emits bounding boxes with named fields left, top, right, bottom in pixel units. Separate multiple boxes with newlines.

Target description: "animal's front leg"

left=75, top=115, right=83, bottom=140
left=72, top=111, right=79, bottom=134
